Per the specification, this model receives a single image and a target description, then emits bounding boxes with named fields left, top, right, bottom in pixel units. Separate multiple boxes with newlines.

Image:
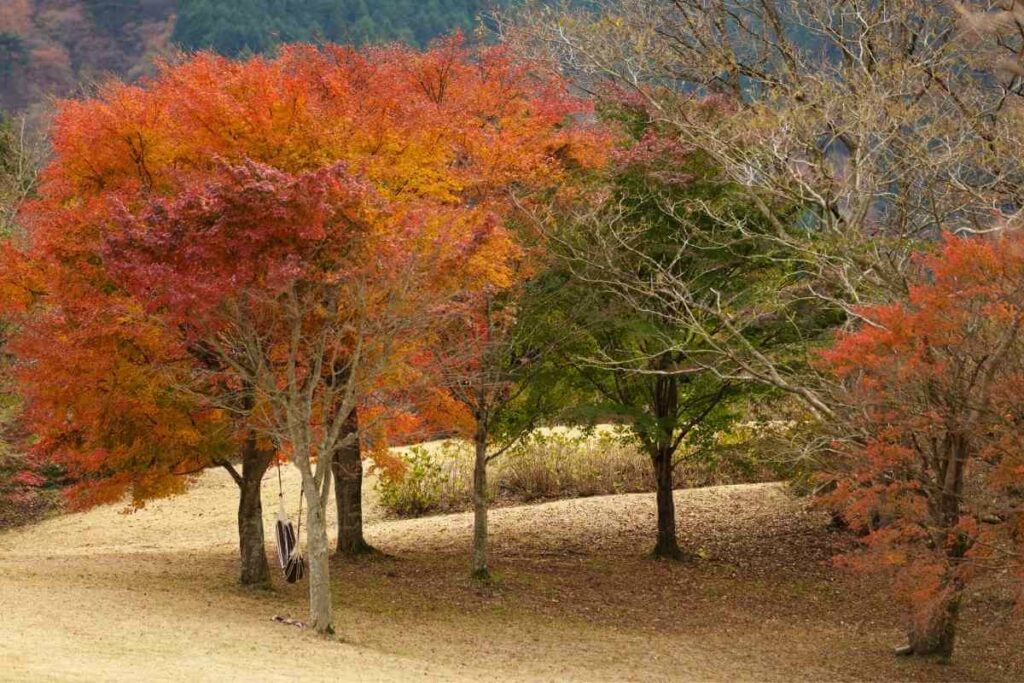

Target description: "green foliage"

left=0, top=33, right=28, bottom=81
left=542, top=149, right=744, bottom=463
left=376, top=444, right=473, bottom=516
left=543, top=97, right=839, bottom=481
left=172, top=0, right=509, bottom=56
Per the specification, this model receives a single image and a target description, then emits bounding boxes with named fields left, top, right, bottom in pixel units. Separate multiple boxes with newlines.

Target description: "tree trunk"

left=902, top=585, right=962, bottom=660
left=300, top=467, right=334, bottom=635
left=237, top=436, right=273, bottom=587
left=898, top=437, right=968, bottom=660
left=333, top=411, right=374, bottom=557
left=648, top=367, right=685, bottom=560
left=651, top=446, right=683, bottom=560
left=472, top=432, right=489, bottom=580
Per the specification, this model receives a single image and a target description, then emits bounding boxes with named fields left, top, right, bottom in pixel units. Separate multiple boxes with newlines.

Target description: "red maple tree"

left=821, top=231, right=1024, bottom=660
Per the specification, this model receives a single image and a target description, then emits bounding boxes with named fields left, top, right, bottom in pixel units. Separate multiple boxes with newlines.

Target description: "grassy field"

left=0, top=463, right=1021, bottom=681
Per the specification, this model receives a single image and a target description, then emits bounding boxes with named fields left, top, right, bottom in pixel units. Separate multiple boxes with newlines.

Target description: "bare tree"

left=0, top=114, right=42, bottom=238
left=504, top=0, right=1024, bottom=416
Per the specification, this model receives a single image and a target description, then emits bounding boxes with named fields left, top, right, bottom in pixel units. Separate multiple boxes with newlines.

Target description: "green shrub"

left=375, top=443, right=477, bottom=516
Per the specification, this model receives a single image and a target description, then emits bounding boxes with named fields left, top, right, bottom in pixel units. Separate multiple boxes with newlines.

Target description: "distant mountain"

left=173, top=0, right=507, bottom=57
left=0, top=0, right=507, bottom=116
left=0, top=0, right=176, bottom=115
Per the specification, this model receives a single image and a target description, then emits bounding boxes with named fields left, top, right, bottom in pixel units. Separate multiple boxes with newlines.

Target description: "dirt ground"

left=0, top=465, right=1021, bottom=682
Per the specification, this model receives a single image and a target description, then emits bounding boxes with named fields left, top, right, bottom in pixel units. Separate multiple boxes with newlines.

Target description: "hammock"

left=274, top=464, right=306, bottom=584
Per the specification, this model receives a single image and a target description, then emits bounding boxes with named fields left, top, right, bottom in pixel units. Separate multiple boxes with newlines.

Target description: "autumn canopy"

left=2, top=37, right=604, bottom=632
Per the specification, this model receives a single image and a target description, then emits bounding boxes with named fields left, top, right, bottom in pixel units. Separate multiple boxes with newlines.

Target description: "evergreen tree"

left=172, top=0, right=509, bottom=55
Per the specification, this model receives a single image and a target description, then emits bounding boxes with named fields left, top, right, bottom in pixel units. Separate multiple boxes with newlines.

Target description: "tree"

left=106, top=157, right=456, bottom=633
left=385, top=36, right=604, bottom=579
left=820, top=231, right=1024, bottom=661
left=0, top=112, right=44, bottom=526
left=13, top=38, right=599, bottom=632
left=424, top=283, right=568, bottom=579
left=541, top=100, right=790, bottom=559
left=505, top=0, right=1024, bottom=418
left=550, top=293, right=738, bottom=560
left=332, top=410, right=372, bottom=556
left=4, top=81, right=290, bottom=587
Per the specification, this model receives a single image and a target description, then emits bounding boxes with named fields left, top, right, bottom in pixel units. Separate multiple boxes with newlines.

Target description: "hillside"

left=173, top=0, right=507, bottom=57
left=0, top=0, right=175, bottom=114
left=0, top=0, right=505, bottom=116
left=1, top=467, right=1021, bottom=681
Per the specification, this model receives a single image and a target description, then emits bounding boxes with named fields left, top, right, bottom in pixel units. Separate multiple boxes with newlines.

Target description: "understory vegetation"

left=375, top=427, right=791, bottom=517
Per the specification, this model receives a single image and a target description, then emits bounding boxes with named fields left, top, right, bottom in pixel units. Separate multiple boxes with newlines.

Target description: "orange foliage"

left=821, top=230, right=1024, bottom=616
left=3, top=37, right=604, bottom=509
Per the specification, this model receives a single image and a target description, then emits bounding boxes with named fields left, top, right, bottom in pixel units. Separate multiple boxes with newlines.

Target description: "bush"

left=375, top=443, right=474, bottom=516
left=374, top=425, right=788, bottom=518
left=497, top=430, right=650, bottom=501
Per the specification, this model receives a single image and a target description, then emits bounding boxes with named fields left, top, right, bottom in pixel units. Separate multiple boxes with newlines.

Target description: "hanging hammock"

left=275, top=464, right=306, bottom=584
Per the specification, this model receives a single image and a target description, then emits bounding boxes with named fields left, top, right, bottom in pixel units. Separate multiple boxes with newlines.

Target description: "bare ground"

left=0, top=466, right=1021, bottom=682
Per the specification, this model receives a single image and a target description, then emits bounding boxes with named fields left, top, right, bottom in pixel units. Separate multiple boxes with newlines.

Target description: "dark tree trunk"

left=651, top=446, right=683, bottom=560
left=649, top=369, right=684, bottom=560
left=471, top=430, right=490, bottom=580
left=333, top=410, right=374, bottom=557
left=902, top=587, right=962, bottom=660
left=237, top=434, right=273, bottom=587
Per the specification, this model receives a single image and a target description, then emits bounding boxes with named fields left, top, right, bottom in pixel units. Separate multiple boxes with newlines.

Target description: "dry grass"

left=376, top=426, right=782, bottom=517
left=0, top=463, right=1021, bottom=682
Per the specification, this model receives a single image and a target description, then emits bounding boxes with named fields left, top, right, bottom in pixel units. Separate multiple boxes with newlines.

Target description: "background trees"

left=0, top=0, right=512, bottom=118
left=172, top=0, right=508, bottom=56
left=507, top=0, right=1024, bottom=416
left=0, top=0, right=176, bottom=116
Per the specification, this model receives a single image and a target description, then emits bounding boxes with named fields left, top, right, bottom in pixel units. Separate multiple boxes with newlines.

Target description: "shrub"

left=497, top=430, right=650, bottom=501
left=374, top=425, right=787, bottom=518
left=375, top=443, right=475, bottom=516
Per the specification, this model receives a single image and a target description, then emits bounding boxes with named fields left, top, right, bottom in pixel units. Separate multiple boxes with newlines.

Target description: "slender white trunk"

left=299, top=466, right=333, bottom=634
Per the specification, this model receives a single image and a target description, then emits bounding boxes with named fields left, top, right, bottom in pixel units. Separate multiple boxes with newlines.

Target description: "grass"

left=1, top=458, right=1021, bottom=681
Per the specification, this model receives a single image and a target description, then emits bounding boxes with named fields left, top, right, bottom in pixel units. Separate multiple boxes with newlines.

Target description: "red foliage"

left=2, top=37, right=603, bottom=513
left=821, top=231, right=1024, bottom=644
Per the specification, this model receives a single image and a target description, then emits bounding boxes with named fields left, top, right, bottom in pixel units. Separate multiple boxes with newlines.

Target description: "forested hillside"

left=173, top=0, right=505, bottom=57
left=0, top=0, right=505, bottom=115
left=0, top=0, right=175, bottom=115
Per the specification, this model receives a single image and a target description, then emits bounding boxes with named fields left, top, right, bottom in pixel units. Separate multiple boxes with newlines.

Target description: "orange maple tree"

left=4, top=36, right=602, bottom=631
left=821, top=231, right=1024, bottom=660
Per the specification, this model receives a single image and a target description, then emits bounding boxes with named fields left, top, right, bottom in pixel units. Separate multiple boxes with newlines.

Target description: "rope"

left=296, top=485, right=304, bottom=550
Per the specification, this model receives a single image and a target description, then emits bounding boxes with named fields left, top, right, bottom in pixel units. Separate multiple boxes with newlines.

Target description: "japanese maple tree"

left=821, top=231, right=1024, bottom=660
left=9, top=36, right=601, bottom=632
